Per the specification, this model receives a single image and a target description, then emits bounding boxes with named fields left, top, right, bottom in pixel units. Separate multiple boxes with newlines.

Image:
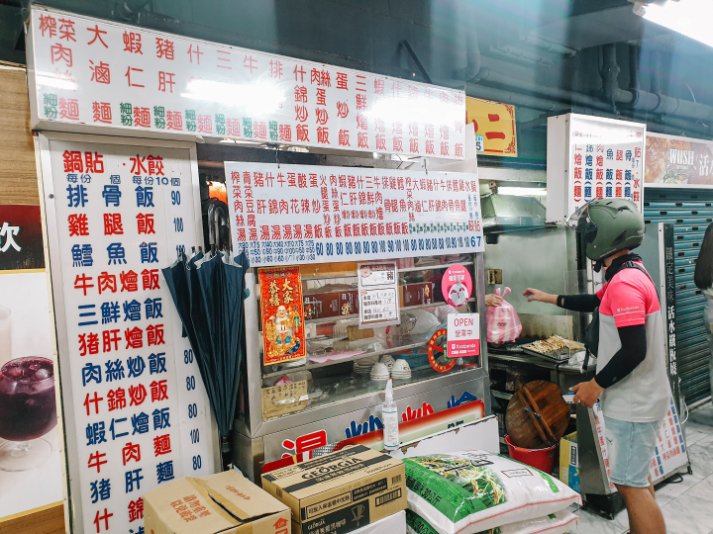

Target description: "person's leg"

left=617, top=484, right=665, bottom=534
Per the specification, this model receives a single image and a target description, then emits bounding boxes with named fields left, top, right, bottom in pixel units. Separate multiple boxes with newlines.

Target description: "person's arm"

left=523, top=288, right=599, bottom=312
left=594, top=324, right=647, bottom=388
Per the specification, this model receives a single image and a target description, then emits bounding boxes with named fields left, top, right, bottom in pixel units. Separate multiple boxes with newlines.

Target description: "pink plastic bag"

left=486, top=287, right=522, bottom=345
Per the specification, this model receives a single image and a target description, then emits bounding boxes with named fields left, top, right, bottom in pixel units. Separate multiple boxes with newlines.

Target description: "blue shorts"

left=604, top=416, right=661, bottom=488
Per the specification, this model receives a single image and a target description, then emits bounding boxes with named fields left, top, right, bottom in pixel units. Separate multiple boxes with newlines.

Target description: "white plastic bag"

left=406, top=509, right=578, bottom=534
left=486, top=287, right=522, bottom=345
left=404, top=451, right=581, bottom=534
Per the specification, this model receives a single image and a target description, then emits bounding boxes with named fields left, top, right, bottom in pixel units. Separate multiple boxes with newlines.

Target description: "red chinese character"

left=107, top=387, right=126, bottom=411
left=336, top=101, right=349, bottom=119
left=120, top=270, right=139, bottom=292
left=293, top=64, right=306, bottom=83
left=125, top=66, right=145, bottom=88
left=83, top=151, right=104, bottom=173
left=158, top=71, right=175, bottom=93
left=294, top=85, right=308, bottom=103
left=123, top=31, right=143, bottom=54
left=122, top=442, right=142, bottom=466
left=134, top=107, right=151, bottom=128
left=295, top=105, right=308, bottom=123
left=338, top=129, right=350, bottom=147
left=243, top=54, right=258, bottom=73
left=50, top=43, right=74, bottom=67
left=216, top=49, right=231, bottom=70
left=38, top=14, right=57, bottom=38
left=92, top=102, right=112, bottom=124
left=130, top=154, right=148, bottom=175
left=167, top=111, right=183, bottom=131
left=97, top=272, right=118, bottom=294
left=315, top=108, right=328, bottom=126
left=58, top=18, right=76, bottom=42
left=147, top=324, right=165, bottom=346
left=156, top=37, right=175, bottom=59
left=136, top=213, right=156, bottom=234
left=78, top=332, right=98, bottom=356
left=103, top=213, right=123, bottom=235
left=296, top=124, right=309, bottom=142
left=93, top=508, right=113, bottom=533
left=317, top=126, right=329, bottom=144
left=187, top=44, right=203, bottom=64
left=128, top=383, right=147, bottom=406
left=59, top=98, right=80, bottom=120
left=74, top=274, right=94, bottom=296
left=142, top=269, right=160, bottom=290
left=270, top=59, right=283, bottom=78
left=197, top=114, right=213, bottom=133
left=90, top=60, right=111, bottom=84
left=316, top=88, right=327, bottom=106
left=281, top=429, right=328, bottom=461
left=356, top=94, right=367, bottom=110
left=87, top=24, right=109, bottom=48
left=128, top=497, right=144, bottom=523
left=336, top=72, right=348, bottom=90
left=68, top=213, right=89, bottom=236
left=87, top=450, right=108, bottom=473
left=63, top=150, right=83, bottom=172
left=102, top=329, right=121, bottom=352
left=83, top=392, right=103, bottom=416
left=278, top=124, right=292, bottom=142
left=150, top=379, right=168, bottom=401
left=146, top=155, right=165, bottom=176
left=153, top=434, right=172, bottom=456
left=125, top=327, right=143, bottom=349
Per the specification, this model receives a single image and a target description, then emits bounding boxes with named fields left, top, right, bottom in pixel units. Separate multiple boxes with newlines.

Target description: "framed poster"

left=37, top=133, right=215, bottom=533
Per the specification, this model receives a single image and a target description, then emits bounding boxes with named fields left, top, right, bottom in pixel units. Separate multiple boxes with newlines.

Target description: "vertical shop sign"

left=357, top=262, right=399, bottom=327
left=547, top=114, right=646, bottom=222
left=27, top=6, right=465, bottom=159
left=259, top=266, right=306, bottom=366
left=226, top=163, right=484, bottom=267
left=38, top=134, right=214, bottom=533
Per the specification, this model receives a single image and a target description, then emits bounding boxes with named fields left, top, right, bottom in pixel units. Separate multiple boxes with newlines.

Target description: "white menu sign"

left=358, top=262, right=400, bottom=327
left=225, top=163, right=484, bottom=267
left=27, top=6, right=465, bottom=159
left=38, top=133, right=214, bottom=534
left=547, top=114, right=646, bottom=222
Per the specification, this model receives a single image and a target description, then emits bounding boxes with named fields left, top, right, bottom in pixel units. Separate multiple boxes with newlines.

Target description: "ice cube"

left=32, top=368, right=51, bottom=381
left=4, top=366, right=23, bottom=379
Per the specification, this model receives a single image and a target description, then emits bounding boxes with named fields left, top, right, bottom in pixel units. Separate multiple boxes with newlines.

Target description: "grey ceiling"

left=3, top=0, right=713, bottom=163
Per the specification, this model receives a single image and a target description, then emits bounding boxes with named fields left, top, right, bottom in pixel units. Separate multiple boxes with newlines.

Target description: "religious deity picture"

left=259, top=266, right=306, bottom=366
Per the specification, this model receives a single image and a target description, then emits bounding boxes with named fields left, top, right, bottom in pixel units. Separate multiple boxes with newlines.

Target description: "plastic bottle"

left=382, top=379, right=400, bottom=451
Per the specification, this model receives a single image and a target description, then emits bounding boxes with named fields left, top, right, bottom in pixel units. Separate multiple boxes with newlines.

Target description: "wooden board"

left=0, top=502, right=65, bottom=534
left=0, top=65, right=39, bottom=206
left=505, top=380, right=569, bottom=449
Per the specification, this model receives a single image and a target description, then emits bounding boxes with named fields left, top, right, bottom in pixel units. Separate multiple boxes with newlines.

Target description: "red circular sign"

left=427, top=328, right=456, bottom=373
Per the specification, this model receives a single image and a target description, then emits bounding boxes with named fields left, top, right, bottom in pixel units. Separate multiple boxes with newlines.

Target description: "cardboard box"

left=559, top=431, right=580, bottom=492
left=261, top=445, right=406, bottom=534
left=144, top=470, right=291, bottom=534
left=351, top=510, right=405, bottom=534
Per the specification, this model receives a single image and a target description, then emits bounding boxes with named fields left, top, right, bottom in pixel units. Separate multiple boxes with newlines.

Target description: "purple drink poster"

left=0, top=272, right=64, bottom=517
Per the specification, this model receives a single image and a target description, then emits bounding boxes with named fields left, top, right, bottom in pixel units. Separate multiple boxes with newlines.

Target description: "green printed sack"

left=404, top=451, right=580, bottom=534
left=406, top=509, right=578, bottom=534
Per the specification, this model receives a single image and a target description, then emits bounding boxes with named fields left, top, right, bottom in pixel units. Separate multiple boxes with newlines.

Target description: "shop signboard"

left=37, top=133, right=214, bottom=533
left=465, top=97, right=517, bottom=157
left=547, top=114, right=646, bottom=222
left=645, top=131, right=713, bottom=187
left=0, top=205, right=45, bottom=271
left=225, top=162, right=484, bottom=267
left=27, top=6, right=465, bottom=160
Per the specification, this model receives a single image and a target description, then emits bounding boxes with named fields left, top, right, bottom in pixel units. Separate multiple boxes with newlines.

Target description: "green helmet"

left=575, top=199, right=644, bottom=261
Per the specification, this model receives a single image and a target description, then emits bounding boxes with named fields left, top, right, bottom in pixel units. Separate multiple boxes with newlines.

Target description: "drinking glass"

left=0, top=357, right=57, bottom=471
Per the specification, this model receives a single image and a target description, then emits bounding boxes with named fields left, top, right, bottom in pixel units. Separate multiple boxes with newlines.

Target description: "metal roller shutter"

left=644, top=189, right=713, bottom=404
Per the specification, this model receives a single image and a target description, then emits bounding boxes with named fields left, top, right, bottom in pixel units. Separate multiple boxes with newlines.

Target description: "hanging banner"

left=465, top=97, right=517, bottom=157
left=225, top=163, right=483, bottom=267
left=38, top=133, right=214, bottom=534
left=27, top=6, right=465, bottom=159
left=259, top=266, right=307, bottom=366
left=547, top=114, right=646, bottom=222
left=645, top=132, right=713, bottom=187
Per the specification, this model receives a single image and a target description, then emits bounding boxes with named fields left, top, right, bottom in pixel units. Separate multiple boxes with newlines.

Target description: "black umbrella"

left=163, top=250, right=249, bottom=469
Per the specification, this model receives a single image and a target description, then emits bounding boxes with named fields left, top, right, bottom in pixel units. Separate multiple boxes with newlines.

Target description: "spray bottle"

left=382, top=379, right=400, bottom=451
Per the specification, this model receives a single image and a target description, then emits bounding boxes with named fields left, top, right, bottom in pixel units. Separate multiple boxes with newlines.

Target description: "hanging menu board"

left=547, top=114, right=646, bottom=222
left=38, top=133, right=214, bottom=534
left=27, top=6, right=465, bottom=159
left=225, top=162, right=484, bottom=267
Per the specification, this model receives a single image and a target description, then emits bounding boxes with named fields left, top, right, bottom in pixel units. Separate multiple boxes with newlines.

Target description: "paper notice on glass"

left=446, top=313, right=480, bottom=358
left=358, top=262, right=399, bottom=327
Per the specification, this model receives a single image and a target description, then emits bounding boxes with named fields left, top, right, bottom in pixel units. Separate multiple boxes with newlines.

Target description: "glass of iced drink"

left=0, top=357, right=57, bottom=471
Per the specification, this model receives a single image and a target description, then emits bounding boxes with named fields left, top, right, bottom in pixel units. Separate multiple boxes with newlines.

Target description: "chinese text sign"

left=465, top=97, right=517, bottom=157
left=39, top=135, right=213, bottom=534
left=225, top=163, right=484, bottom=267
left=28, top=7, right=465, bottom=159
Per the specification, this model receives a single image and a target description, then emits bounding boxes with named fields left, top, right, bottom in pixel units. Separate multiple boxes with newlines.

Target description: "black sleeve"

left=594, top=324, right=647, bottom=388
left=556, top=294, right=600, bottom=312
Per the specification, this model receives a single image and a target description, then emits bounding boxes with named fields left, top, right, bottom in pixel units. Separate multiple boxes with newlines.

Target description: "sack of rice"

left=406, top=509, right=578, bottom=534
left=404, top=451, right=581, bottom=534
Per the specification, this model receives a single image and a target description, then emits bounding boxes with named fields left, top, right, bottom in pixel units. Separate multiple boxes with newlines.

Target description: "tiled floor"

left=573, top=403, right=713, bottom=533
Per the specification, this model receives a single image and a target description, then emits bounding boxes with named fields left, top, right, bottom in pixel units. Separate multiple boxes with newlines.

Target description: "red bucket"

left=505, top=435, right=557, bottom=474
